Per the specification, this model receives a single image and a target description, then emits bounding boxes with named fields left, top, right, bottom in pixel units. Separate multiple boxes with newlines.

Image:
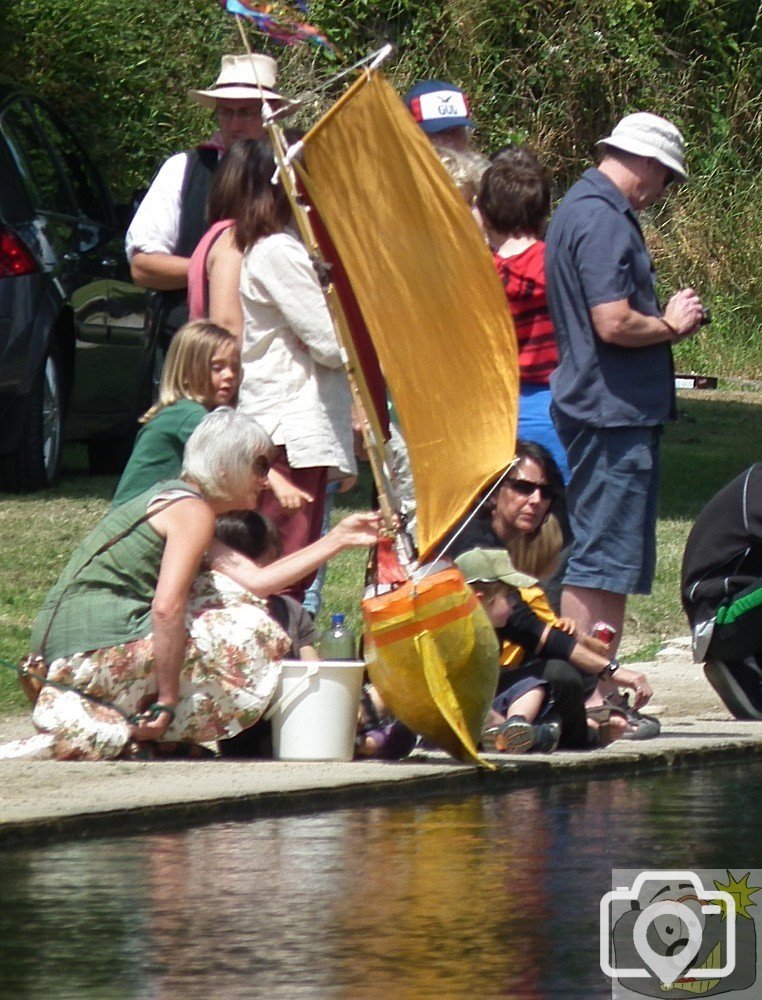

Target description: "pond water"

left=1, top=761, right=760, bottom=999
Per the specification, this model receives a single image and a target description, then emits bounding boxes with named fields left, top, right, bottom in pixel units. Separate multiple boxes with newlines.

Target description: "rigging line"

left=418, top=458, right=520, bottom=581
left=265, top=44, right=395, bottom=123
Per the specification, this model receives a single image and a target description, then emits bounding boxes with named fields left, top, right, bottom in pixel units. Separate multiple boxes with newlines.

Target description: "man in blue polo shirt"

left=545, top=112, right=704, bottom=672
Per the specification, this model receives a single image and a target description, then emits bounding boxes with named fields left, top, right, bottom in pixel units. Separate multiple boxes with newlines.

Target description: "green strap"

left=716, top=584, right=762, bottom=626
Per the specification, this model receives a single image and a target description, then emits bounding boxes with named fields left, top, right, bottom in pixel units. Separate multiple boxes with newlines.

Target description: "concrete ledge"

left=2, top=719, right=761, bottom=847
left=2, top=643, right=759, bottom=846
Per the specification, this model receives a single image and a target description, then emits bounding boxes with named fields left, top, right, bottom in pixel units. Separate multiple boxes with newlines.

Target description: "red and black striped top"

left=493, top=241, right=558, bottom=385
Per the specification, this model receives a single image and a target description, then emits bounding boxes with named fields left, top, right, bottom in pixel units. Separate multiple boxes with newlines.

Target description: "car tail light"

left=0, top=226, right=39, bottom=278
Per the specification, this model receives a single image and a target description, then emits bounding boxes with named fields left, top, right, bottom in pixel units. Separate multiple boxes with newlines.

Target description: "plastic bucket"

left=267, top=659, right=365, bottom=761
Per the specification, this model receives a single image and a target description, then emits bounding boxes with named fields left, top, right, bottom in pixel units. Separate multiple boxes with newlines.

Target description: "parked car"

left=0, top=80, right=164, bottom=491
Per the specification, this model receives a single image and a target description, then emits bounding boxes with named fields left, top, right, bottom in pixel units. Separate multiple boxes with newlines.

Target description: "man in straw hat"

left=126, top=53, right=291, bottom=330
left=544, top=112, right=705, bottom=703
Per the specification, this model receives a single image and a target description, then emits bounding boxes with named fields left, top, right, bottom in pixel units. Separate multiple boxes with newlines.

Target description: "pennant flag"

left=220, top=0, right=336, bottom=52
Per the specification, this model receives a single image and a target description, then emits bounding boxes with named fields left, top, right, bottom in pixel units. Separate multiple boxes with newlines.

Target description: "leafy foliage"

left=1, top=0, right=759, bottom=368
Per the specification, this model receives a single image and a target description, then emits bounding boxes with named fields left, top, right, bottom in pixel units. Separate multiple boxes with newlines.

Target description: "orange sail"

left=298, top=72, right=518, bottom=560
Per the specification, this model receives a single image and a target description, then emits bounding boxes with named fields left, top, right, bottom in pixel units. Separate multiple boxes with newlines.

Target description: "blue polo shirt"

left=545, top=168, right=675, bottom=427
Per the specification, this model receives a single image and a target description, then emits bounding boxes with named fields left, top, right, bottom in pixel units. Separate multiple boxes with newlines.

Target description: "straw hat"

left=189, top=54, right=285, bottom=107
left=596, top=112, right=687, bottom=182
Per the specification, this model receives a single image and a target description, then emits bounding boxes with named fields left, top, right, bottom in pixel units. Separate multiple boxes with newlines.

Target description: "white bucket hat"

left=596, top=112, right=687, bottom=182
left=189, top=54, right=285, bottom=107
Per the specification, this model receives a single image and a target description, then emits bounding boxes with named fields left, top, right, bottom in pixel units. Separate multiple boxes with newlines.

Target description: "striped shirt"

left=493, top=241, right=558, bottom=385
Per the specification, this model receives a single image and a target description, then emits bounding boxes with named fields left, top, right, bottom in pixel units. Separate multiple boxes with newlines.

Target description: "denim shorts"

left=554, top=421, right=662, bottom=595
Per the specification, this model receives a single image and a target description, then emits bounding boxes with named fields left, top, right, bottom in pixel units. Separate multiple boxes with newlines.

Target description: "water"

left=1, top=761, right=760, bottom=999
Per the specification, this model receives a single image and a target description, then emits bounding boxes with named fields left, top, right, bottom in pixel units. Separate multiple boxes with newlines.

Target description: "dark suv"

left=0, top=81, right=163, bottom=491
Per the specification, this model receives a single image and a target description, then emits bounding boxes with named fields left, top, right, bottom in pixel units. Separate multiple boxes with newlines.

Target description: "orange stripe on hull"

left=367, top=592, right=480, bottom=648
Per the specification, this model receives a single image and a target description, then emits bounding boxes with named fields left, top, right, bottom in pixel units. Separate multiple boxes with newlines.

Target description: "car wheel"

left=0, top=345, right=65, bottom=492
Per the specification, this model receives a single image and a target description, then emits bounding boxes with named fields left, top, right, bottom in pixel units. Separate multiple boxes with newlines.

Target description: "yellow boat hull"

left=362, top=567, right=499, bottom=767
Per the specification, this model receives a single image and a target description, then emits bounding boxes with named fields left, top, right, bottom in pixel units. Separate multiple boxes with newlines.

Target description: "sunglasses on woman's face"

left=253, top=456, right=271, bottom=477
left=506, top=477, right=554, bottom=501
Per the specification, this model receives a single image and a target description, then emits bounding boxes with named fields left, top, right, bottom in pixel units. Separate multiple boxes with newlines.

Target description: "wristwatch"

left=600, top=658, right=620, bottom=680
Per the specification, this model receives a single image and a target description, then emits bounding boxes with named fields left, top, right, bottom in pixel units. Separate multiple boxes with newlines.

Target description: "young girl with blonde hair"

left=111, top=319, right=240, bottom=506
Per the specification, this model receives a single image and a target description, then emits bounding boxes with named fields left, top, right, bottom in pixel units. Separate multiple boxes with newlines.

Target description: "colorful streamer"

left=220, top=0, right=335, bottom=52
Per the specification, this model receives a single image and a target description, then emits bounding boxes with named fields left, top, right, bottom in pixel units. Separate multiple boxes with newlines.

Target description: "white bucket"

left=266, top=659, right=365, bottom=761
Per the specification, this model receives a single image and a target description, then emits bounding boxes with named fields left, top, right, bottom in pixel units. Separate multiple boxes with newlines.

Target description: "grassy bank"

left=1, top=391, right=760, bottom=714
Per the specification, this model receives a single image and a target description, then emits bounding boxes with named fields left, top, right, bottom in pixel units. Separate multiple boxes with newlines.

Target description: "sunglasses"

left=253, top=456, right=271, bottom=476
left=506, top=477, right=555, bottom=501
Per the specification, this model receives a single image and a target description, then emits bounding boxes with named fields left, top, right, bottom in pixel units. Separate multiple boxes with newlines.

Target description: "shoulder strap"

left=39, top=490, right=198, bottom=660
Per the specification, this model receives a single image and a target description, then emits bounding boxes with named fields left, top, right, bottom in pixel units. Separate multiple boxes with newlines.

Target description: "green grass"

left=1, top=394, right=761, bottom=711
left=625, top=391, right=762, bottom=657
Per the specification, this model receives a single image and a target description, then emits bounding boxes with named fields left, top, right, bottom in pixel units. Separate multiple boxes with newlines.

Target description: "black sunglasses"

left=253, top=456, right=271, bottom=476
left=506, top=477, right=555, bottom=501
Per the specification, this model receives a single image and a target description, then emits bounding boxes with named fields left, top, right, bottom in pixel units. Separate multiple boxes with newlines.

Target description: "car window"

left=31, top=102, right=113, bottom=226
left=0, top=99, right=76, bottom=216
left=0, top=128, right=32, bottom=223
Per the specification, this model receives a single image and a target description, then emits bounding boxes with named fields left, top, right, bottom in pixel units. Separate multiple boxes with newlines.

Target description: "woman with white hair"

left=29, top=409, right=382, bottom=760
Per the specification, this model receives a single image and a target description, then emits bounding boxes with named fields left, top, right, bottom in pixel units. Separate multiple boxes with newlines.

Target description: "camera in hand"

left=700, top=306, right=712, bottom=326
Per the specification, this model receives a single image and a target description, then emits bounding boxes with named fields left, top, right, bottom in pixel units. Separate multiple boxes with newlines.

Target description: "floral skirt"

left=31, top=582, right=291, bottom=761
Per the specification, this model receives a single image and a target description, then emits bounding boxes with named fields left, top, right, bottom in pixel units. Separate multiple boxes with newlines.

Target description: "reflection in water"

left=0, top=762, right=759, bottom=999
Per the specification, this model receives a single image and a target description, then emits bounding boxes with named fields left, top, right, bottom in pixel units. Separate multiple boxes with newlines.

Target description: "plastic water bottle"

left=319, top=613, right=357, bottom=661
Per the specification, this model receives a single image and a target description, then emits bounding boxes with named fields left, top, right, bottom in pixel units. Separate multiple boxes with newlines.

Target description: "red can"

left=592, top=621, right=617, bottom=645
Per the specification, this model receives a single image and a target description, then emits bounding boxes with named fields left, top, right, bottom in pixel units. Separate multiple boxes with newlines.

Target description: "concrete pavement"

left=1, top=636, right=760, bottom=845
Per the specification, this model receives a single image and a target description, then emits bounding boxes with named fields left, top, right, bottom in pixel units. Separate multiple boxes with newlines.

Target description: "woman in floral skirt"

left=29, top=408, right=382, bottom=760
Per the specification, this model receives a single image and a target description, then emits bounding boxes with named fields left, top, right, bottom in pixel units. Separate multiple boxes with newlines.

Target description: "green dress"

left=111, top=399, right=207, bottom=507
left=32, top=480, right=195, bottom=661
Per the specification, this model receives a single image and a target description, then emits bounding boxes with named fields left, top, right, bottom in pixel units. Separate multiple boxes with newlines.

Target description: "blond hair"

left=438, top=147, right=490, bottom=205
left=508, top=513, right=563, bottom=578
left=140, top=320, right=239, bottom=423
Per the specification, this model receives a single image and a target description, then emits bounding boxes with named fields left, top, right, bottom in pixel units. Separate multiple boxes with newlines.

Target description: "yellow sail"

left=299, top=72, right=518, bottom=559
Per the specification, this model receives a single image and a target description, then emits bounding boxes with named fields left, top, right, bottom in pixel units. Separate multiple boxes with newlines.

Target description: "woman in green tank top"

left=29, top=408, right=383, bottom=760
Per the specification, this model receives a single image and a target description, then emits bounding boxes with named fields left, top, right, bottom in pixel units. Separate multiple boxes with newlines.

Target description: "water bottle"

left=319, top=613, right=357, bottom=661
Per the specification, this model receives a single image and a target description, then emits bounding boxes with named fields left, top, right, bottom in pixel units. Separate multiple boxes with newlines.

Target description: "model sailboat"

left=272, top=64, right=519, bottom=765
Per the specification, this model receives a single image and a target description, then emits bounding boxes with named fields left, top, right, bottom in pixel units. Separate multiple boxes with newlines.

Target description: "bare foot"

left=587, top=715, right=628, bottom=747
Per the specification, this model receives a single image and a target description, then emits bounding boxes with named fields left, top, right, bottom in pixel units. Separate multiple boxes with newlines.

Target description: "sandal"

left=118, top=739, right=157, bottom=761
left=586, top=700, right=629, bottom=748
left=605, top=692, right=661, bottom=740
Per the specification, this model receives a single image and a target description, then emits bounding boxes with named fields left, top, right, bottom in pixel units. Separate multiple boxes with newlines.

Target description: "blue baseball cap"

left=403, top=80, right=474, bottom=134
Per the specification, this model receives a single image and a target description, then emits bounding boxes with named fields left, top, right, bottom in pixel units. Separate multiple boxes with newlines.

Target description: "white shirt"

left=125, top=152, right=189, bottom=259
left=239, top=231, right=355, bottom=476
left=125, top=139, right=224, bottom=260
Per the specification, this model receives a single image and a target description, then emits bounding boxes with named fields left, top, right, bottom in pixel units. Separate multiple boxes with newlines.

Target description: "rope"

left=421, top=459, right=519, bottom=581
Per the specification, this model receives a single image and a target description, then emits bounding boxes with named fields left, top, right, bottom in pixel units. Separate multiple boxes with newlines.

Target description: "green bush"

left=2, top=0, right=759, bottom=370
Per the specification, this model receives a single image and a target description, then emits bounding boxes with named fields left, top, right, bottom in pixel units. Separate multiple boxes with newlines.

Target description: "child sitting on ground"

left=212, top=510, right=320, bottom=660
left=202, top=511, right=319, bottom=757
left=454, top=548, right=654, bottom=752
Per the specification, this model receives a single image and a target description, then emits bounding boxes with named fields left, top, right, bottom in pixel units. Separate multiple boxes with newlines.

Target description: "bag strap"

left=38, top=489, right=199, bottom=661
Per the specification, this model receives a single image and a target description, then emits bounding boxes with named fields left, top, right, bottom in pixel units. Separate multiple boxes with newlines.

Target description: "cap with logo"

left=403, top=80, right=474, bottom=134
